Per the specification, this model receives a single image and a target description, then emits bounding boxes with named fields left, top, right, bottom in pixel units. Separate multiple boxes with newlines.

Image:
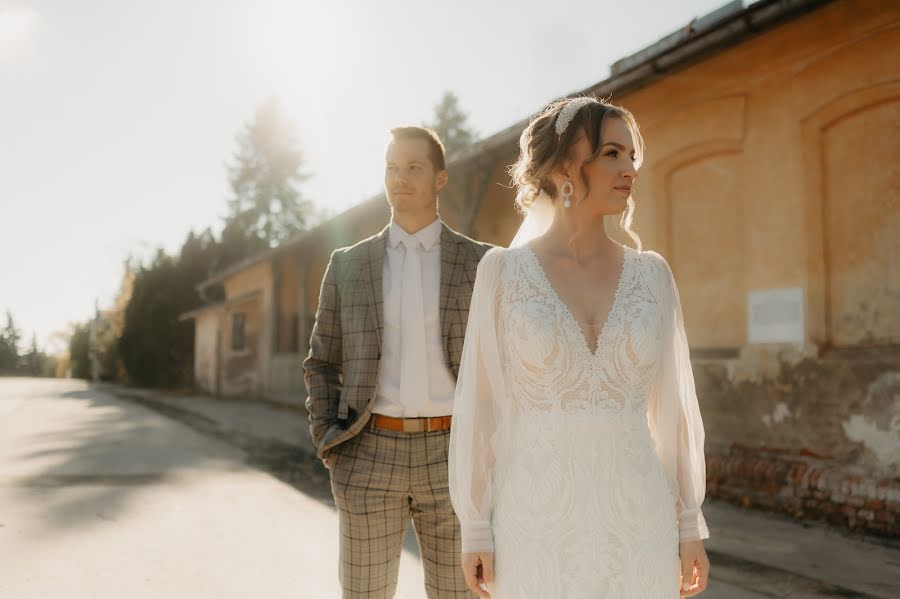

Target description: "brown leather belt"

left=370, top=414, right=452, bottom=433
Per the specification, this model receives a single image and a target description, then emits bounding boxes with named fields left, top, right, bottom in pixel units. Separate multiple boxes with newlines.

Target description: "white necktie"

left=399, top=236, right=429, bottom=415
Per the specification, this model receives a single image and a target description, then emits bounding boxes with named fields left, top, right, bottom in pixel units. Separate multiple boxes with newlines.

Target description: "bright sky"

left=1, top=0, right=736, bottom=353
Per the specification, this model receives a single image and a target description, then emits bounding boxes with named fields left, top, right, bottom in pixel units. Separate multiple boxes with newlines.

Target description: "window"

left=231, top=312, right=246, bottom=351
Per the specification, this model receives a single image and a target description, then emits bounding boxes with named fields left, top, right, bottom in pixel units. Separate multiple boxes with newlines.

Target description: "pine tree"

left=0, top=310, right=21, bottom=374
left=24, top=334, right=43, bottom=376
left=427, top=91, right=479, bottom=160
left=69, top=322, right=92, bottom=380
left=224, top=97, right=311, bottom=260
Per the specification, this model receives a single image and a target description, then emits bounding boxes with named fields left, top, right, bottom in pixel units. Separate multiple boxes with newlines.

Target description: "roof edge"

left=179, top=288, right=262, bottom=321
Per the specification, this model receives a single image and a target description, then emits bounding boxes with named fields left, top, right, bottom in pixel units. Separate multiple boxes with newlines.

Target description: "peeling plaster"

left=773, top=402, right=791, bottom=423
left=761, top=402, right=793, bottom=427
left=842, top=414, right=900, bottom=470
left=841, top=372, right=900, bottom=472
left=732, top=343, right=818, bottom=384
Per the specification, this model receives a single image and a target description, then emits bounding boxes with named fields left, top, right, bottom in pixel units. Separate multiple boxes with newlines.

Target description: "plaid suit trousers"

left=329, top=427, right=476, bottom=598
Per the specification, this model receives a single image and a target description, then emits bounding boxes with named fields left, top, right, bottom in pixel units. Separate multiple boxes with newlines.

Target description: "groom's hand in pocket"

left=461, top=552, right=494, bottom=598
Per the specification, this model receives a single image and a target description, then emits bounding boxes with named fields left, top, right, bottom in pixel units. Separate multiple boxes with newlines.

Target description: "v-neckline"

left=523, top=244, right=630, bottom=357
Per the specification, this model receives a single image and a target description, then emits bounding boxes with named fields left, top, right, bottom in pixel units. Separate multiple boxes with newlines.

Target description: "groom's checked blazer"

left=304, top=222, right=492, bottom=460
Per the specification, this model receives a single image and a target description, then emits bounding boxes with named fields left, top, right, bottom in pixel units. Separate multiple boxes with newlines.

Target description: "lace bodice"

left=448, top=245, right=710, bottom=555
left=499, top=246, right=663, bottom=415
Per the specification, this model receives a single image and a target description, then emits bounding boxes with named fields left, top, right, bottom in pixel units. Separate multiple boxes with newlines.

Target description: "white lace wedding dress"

left=449, top=244, right=710, bottom=598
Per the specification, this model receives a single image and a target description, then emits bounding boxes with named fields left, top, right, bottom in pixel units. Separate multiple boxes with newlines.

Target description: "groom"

left=304, top=126, right=491, bottom=598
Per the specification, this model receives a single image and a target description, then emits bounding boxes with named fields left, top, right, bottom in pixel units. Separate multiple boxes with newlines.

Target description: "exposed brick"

left=755, top=496, right=776, bottom=508
left=828, top=512, right=849, bottom=526
left=847, top=495, right=866, bottom=508
left=706, top=447, right=900, bottom=539
left=864, top=499, right=885, bottom=510
left=792, top=463, right=808, bottom=484
left=809, top=470, right=822, bottom=487
left=875, top=510, right=895, bottom=524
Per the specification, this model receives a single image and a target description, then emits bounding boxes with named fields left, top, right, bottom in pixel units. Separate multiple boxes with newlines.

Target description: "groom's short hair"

left=389, top=126, right=446, bottom=171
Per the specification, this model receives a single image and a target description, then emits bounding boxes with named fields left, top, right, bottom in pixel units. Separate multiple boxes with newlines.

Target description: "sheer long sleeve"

left=646, top=252, right=710, bottom=542
left=449, top=248, right=508, bottom=554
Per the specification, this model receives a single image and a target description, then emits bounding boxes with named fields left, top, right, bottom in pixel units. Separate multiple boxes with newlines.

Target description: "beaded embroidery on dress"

left=449, top=245, right=710, bottom=598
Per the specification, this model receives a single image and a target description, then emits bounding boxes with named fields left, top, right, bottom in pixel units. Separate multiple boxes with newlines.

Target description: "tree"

left=216, top=216, right=267, bottom=273
left=17, top=334, right=55, bottom=378
left=224, top=97, right=311, bottom=265
left=0, top=314, right=59, bottom=378
left=23, top=334, right=43, bottom=376
left=69, top=322, right=92, bottom=380
left=92, top=313, right=123, bottom=381
left=89, top=260, right=135, bottom=382
left=119, top=250, right=180, bottom=387
left=426, top=91, right=479, bottom=160
left=0, top=310, right=21, bottom=374
left=119, top=230, right=222, bottom=388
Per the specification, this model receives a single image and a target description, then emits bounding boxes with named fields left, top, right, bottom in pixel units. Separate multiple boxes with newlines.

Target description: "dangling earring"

left=561, top=181, right=574, bottom=208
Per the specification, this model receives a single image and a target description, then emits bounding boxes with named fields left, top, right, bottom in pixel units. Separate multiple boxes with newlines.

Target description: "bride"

left=448, top=96, right=710, bottom=598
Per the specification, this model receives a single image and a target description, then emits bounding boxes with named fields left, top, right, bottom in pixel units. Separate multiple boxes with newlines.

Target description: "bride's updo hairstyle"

left=509, top=96, right=645, bottom=249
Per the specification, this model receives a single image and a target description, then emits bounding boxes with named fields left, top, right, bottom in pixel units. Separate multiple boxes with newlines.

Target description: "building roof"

left=196, top=198, right=383, bottom=292
left=448, top=0, right=832, bottom=166
left=179, top=289, right=263, bottom=321
left=196, top=0, right=832, bottom=291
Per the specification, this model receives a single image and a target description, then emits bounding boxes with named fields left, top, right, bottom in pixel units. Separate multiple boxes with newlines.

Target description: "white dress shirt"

left=372, top=217, right=457, bottom=417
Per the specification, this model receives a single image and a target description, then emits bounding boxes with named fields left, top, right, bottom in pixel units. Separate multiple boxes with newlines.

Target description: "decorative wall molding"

left=799, top=80, right=900, bottom=344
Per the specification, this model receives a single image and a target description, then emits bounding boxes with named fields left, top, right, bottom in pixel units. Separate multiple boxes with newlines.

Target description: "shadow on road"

left=4, top=379, right=424, bottom=559
left=5, top=381, right=239, bottom=538
left=114, top=389, right=336, bottom=505
left=110, top=388, right=423, bottom=558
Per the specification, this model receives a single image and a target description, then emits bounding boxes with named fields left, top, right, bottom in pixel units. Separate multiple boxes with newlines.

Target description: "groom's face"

left=384, top=138, right=447, bottom=216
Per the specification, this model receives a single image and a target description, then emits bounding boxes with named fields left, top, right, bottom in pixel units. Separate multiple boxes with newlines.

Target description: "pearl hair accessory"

left=555, top=97, right=596, bottom=136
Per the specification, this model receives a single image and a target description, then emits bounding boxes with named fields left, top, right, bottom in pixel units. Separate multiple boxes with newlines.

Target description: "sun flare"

left=0, top=5, right=38, bottom=62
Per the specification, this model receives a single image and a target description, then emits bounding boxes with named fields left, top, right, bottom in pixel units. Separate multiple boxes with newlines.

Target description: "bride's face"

left=561, top=116, right=639, bottom=218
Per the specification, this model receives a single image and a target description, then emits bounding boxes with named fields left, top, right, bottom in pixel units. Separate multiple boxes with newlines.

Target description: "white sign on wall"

left=747, top=287, right=805, bottom=345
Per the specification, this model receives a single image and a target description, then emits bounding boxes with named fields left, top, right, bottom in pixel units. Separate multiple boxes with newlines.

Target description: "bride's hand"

left=679, top=540, right=710, bottom=596
left=461, top=552, right=494, bottom=598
